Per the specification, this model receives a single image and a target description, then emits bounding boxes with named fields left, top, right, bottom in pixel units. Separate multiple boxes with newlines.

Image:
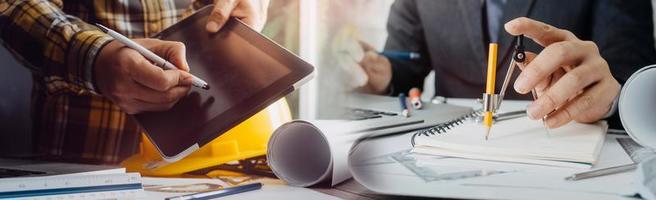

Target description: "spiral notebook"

left=411, top=111, right=608, bottom=169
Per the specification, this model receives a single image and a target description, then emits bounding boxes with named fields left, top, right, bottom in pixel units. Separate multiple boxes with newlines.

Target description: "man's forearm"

left=0, top=0, right=112, bottom=95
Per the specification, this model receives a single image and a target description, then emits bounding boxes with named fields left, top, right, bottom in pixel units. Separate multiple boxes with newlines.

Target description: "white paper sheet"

left=459, top=134, right=636, bottom=196
left=349, top=132, right=638, bottom=199
left=413, top=117, right=608, bottom=168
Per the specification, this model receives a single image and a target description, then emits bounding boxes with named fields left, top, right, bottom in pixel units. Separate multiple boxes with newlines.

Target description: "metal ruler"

left=0, top=172, right=143, bottom=199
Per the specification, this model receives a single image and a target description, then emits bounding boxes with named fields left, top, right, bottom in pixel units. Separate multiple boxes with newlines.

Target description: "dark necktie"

left=486, top=0, right=506, bottom=43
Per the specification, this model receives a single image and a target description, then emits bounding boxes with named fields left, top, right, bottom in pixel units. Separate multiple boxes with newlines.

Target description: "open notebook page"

left=412, top=117, right=607, bottom=168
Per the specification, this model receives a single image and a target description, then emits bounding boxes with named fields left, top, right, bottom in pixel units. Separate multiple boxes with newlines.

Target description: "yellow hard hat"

left=121, top=98, right=291, bottom=176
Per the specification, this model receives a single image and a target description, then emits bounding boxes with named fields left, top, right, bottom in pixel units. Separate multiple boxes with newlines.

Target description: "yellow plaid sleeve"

left=0, top=0, right=112, bottom=95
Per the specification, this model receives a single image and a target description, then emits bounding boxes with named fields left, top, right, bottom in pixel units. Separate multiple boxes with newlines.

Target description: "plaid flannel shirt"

left=0, top=0, right=214, bottom=164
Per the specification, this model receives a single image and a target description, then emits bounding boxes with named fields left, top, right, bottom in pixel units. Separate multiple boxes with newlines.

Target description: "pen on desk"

left=165, top=182, right=262, bottom=200
left=399, top=93, right=410, bottom=118
left=483, top=43, right=498, bottom=140
left=95, top=24, right=210, bottom=90
left=380, top=51, right=421, bottom=61
left=565, top=163, right=637, bottom=181
left=409, top=88, right=423, bottom=109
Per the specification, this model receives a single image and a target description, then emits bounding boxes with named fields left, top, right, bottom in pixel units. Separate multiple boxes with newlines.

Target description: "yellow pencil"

left=484, top=43, right=498, bottom=140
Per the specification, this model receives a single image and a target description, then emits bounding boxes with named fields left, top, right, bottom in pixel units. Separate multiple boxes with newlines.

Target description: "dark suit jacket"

left=384, top=0, right=656, bottom=128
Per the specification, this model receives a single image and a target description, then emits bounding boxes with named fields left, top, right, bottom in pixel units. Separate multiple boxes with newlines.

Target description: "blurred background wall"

left=302, top=0, right=395, bottom=119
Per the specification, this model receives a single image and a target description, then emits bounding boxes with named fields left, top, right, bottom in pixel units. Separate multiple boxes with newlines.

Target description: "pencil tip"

left=485, top=128, right=491, bottom=140
left=202, top=84, right=210, bottom=90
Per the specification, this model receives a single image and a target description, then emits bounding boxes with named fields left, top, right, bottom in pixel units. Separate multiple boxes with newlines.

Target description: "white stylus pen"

left=96, top=24, right=210, bottom=90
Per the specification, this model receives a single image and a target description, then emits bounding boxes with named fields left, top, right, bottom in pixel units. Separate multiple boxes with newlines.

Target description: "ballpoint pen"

left=565, top=163, right=637, bottom=181
left=379, top=51, right=421, bottom=61
left=483, top=43, right=498, bottom=140
left=399, top=93, right=410, bottom=118
left=95, top=24, right=210, bottom=90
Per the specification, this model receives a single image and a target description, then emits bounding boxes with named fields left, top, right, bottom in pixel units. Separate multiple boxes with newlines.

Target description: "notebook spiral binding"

left=411, top=109, right=483, bottom=147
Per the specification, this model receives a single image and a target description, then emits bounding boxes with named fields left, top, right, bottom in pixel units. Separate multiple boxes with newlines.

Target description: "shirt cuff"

left=64, top=30, right=113, bottom=95
left=603, top=90, right=620, bottom=118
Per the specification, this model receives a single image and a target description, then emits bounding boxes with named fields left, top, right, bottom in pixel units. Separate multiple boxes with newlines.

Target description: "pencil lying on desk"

left=484, top=43, right=498, bottom=140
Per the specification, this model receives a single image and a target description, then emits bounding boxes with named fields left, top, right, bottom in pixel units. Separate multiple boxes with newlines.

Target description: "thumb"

left=149, top=40, right=190, bottom=72
left=359, top=51, right=379, bottom=73
left=207, top=0, right=239, bottom=32
left=358, top=40, right=376, bottom=52
left=178, top=70, right=194, bottom=86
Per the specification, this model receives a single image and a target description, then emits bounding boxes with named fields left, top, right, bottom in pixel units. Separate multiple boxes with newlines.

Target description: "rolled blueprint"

left=266, top=120, right=363, bottom=187
left=619, top=65, right=656, bottom=149
left=266, top=101, right=473, bottom=187
left=266, top=117, right=428, bottom=187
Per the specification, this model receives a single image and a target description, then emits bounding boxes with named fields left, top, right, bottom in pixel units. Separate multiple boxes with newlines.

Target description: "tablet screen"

left=134, top=7, right=313, bottom=159
left=182, top=26, right=292, bottom=120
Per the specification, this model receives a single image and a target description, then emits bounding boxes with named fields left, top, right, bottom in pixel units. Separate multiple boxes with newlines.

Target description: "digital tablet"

left=134, top=6, right=314, bottom=162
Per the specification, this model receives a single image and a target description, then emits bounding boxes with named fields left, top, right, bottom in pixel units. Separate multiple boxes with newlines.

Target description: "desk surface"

left=2, top=98, right=627, bottom=200
left=343, top=97, right=636, bottom=200
left=142, top=176, right=413, bottom=200
left=142, top=177, right=342, bottom=200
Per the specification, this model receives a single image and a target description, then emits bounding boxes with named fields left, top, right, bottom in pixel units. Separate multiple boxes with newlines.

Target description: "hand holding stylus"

left=357, top=41, right=394, bottom=95
left=95, top=39, right=194, bottom=114
left=504, top=17, right=620, bottom=128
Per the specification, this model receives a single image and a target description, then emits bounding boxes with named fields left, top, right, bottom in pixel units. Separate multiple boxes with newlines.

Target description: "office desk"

left=142, top=177, right=341, bottom=200
left=1, top=97, right=634, bottom=199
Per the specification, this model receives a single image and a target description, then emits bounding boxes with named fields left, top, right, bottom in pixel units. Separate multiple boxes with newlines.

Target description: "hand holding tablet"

left=134, top=6, right=314, bottom=161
